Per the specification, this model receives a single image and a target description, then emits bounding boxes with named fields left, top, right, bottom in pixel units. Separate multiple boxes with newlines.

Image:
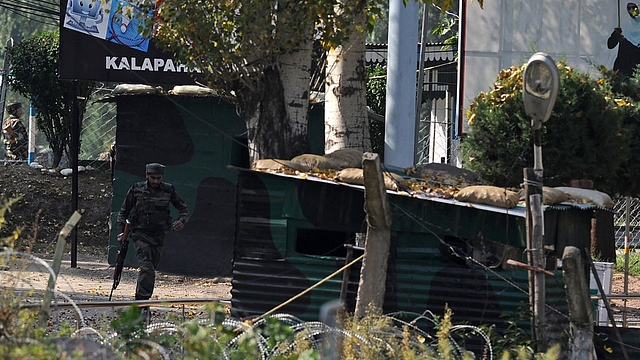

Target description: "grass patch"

left=614, top=251, right=640, bottom=276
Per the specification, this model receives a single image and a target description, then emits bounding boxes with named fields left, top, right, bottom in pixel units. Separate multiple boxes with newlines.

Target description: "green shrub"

left=462, top=61, right=631, bottom=195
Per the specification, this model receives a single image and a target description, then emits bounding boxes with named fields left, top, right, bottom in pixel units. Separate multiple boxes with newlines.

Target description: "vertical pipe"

left=28, top=104, right=36, bottom=164
left=415, top=4, right=429, bottom=161
left=455, top=0, right=467, bottom=138
left=624, top=196, right=630, bottom=326
left=384, top=0, right=419, bottom=168
left=71, top=81, right=79, bottom=268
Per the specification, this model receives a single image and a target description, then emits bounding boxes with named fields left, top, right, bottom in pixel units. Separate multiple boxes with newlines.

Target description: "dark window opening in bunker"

left=295, top=229, right=355, bottom=257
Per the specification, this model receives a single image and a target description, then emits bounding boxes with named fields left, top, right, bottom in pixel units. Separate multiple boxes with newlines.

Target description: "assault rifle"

left=109, top=220, right=131, bottom=301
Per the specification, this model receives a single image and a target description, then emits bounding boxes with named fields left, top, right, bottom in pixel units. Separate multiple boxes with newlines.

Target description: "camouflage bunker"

left=230, top=167, right=603, bottom=348
left=106, top=86, right=324, bottom=277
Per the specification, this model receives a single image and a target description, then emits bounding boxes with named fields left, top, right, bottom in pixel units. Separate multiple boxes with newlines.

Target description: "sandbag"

left=111, top=84, right=163, bottom=95
left=252, top=159, right=305, bottom=173
left=517, top=186, right=570, bottom=205
left=554, top=187, right=614, bottom=209
left=324, top=148, right=364, bottom=169
left=404, top=163, right=482, bottom=187
left=291, top=154, right=341, bottom=171
left=336, top=167, right=409, bottom=191
left=168, top=85, right=216, bottom=96
left=454, top=185, right=519, bottom=209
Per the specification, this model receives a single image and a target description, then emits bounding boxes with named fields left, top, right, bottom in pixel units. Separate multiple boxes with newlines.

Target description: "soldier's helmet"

left=145, top=163, right=166, bottom=174
left=6, top=102, right=22, bottom=115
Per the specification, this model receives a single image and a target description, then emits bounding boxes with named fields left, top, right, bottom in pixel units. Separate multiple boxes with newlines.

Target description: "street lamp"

left=523, top=53, right=559, bottom=174
left=521, top=52, right=559, bottom=350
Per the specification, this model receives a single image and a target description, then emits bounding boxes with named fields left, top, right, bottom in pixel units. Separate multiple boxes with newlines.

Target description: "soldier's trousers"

left=132, top=232, right=164, bottom=300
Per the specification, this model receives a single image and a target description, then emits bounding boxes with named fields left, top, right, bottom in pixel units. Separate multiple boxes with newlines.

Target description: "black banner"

left=59, top=0, right=198, bottom=85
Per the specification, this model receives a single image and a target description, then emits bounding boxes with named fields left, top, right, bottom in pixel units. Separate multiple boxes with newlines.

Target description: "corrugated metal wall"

left=231, top=170, right=583, bottom=355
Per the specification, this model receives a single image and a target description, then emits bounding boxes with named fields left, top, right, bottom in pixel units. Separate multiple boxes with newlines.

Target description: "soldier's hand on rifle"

left=172, top=220, right=185, bottom=231
left=117, top=232, right=124, bottom=242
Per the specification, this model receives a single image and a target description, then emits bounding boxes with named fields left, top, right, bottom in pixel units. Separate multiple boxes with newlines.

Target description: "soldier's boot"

left=140, top=306, right=151, bottom=325
left=135, top=295, right=151, bottom=325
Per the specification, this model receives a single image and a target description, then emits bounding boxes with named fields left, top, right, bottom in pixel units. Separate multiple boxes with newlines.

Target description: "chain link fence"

left=79, top=85, right=117, bottom=169
left=24, top=84, right=117, bottom=169
left=613, top=197, right=640, bottom=250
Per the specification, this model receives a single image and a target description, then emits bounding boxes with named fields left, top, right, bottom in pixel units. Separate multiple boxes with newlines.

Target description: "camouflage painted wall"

left=108, top=94, right=247, bottom=277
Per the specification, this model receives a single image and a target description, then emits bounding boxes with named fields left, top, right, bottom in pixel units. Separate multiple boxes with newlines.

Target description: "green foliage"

left=487, top=304, right=536, bottom=358
left=145, top=0, right=372, bottom=96
left=7, top=30, right=94, bottom=167
left=109, top=306, right=148, bottom=344
left=0, top=201, right=45, bottom=355
left=599, top=68, right=640, bottom=196
left=614, top=251, right=640, bottom=276
left=431, top=8, right=458, bottom=56
left=0, top=197, right=21, bottom=248
left=148, top=0, right=461, bottom=96
left=462, top=61, right=630, bottom=195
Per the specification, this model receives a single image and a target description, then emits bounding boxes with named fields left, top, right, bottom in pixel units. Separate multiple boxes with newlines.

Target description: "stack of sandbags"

left=251, top=148, right=365, bottom=174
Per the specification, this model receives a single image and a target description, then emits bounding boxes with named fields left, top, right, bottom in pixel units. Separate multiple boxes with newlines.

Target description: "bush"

left=462, top=61, right=630, bottom=195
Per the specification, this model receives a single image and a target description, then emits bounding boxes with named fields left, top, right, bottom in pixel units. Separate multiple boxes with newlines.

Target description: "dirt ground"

left=2, top=161, right=640, bottom=328
left=0, top=161, right=232, bottom=299
left=0, top=162, right=230, bottom=329
left=0, top=252, right=231, bottom=328
left=0, top=161, right=112, bottom=253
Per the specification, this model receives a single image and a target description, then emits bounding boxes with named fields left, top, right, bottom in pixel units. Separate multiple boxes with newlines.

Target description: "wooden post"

left=40, top=211, right=82, bottom=327
left=524, top=167, right=546, bottom=349
left=355, top=153, right=392, bottom=318
left=340, top=245, right=354, bottom=302
left=562, top=246, right=594, bottom=359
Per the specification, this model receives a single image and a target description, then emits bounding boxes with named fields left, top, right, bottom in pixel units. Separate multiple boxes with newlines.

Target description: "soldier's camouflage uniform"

left=117, top=177, right=189, bottom=300
left=2, top=113, right=28, bottom=160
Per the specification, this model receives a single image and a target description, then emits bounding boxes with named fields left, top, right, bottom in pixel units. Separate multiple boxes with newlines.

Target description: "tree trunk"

left=279, top=42, right=313, bottom=156
left=52, top=149, right=63, bottom=168
left=324, top=7, right=371, bottom=154
left=241, top=66, right=308, bottom=164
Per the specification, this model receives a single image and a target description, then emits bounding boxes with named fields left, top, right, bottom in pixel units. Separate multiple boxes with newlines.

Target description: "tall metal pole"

left=71, top=81, right=80, bottom=268
left=384, top=0, right=419, bottom=168
left=624, top=196, right=630, bottom=326
left=415, top=3, right=429, bottom=160
left=28, top=104, right=37, bottom=164
left=529, top=119, right=546, bottom=350
left=522, top=52, right=559, bottom=352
